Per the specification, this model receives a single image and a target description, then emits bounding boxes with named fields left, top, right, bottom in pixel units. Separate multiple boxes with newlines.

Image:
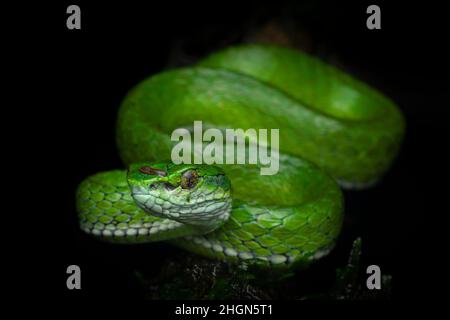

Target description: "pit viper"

left=76, top=44, right=404, bottom=269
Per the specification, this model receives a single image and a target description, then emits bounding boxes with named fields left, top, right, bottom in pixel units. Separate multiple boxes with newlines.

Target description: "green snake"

left=76, top=44, right=404, bottom=269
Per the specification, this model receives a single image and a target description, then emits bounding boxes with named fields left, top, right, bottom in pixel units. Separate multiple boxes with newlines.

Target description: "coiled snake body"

left=76, top=45, right=404, bottom=268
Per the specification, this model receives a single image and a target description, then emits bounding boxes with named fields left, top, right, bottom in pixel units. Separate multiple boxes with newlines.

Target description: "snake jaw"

left=130, top=184, right=232, bottom=232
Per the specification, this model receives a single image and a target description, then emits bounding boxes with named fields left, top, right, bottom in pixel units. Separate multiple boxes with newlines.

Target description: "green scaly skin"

left=76, top=44, right=404, bottom=269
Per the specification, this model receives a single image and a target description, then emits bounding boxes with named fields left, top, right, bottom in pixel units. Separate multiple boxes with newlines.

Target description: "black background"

left=15, top=0, right=449, bottom=307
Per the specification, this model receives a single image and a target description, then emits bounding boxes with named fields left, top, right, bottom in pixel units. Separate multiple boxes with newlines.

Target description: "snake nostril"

left=149, top=183, right=158, bottom=190
left=163, top=182, right=176, bottom=191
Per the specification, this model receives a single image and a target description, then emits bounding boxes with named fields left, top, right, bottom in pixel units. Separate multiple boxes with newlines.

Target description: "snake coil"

left=76, top=44, right=404, bottom=269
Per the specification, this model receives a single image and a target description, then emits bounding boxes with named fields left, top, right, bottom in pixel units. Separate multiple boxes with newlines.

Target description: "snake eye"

left=181, top=170, right=199, bottom=189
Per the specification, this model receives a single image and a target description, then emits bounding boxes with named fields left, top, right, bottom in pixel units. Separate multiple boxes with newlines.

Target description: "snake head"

left=127, top=161, right=232, bottom=232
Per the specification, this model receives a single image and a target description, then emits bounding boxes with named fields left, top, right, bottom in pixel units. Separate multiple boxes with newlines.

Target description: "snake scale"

left=76, top=44, right=404, bottom=269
